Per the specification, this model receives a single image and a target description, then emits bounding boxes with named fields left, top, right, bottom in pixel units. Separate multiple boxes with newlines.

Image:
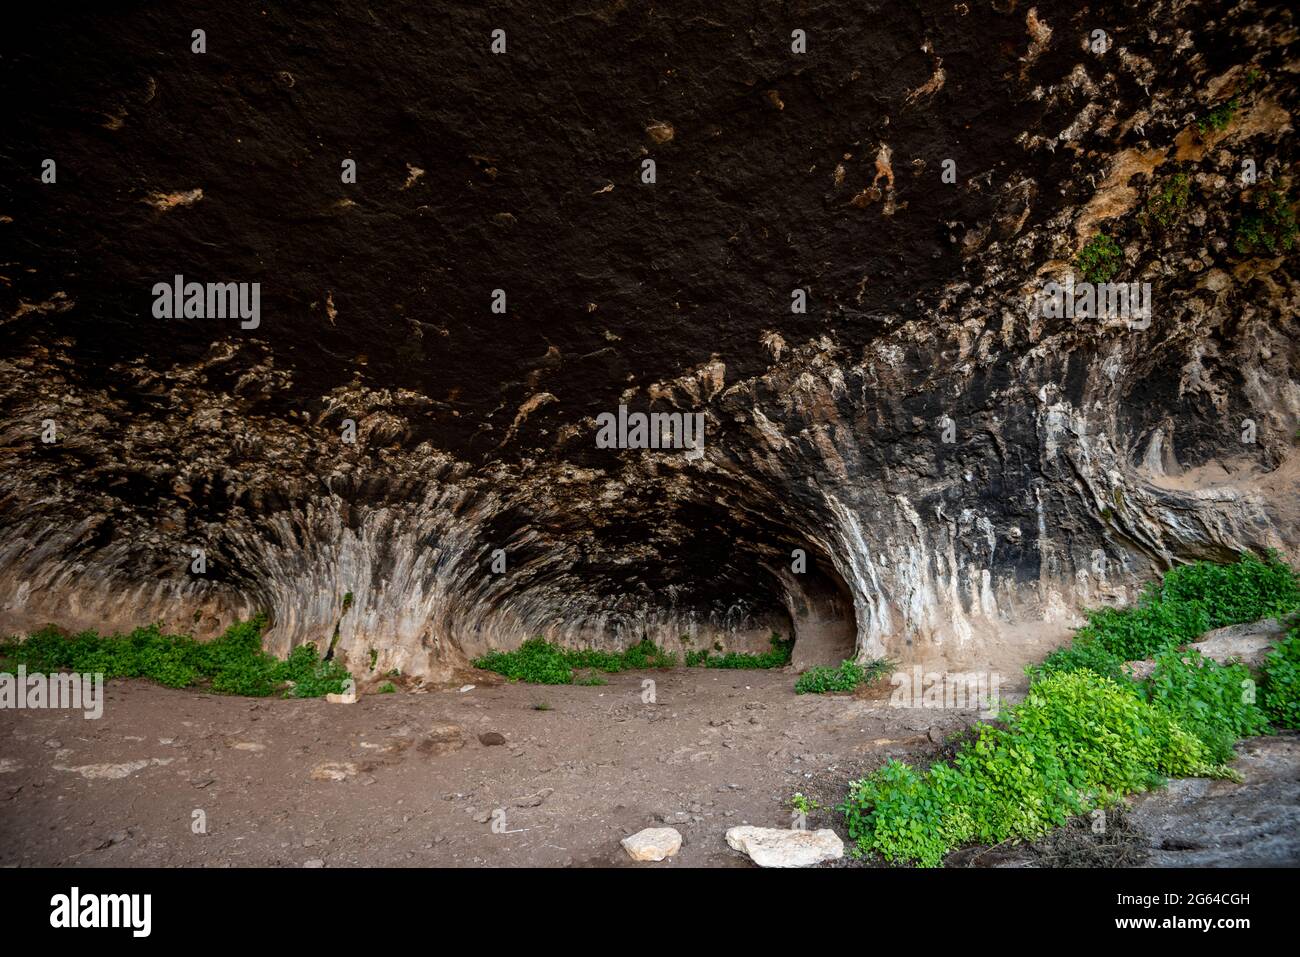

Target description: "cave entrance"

left=779, top=559, right=858, bottom=670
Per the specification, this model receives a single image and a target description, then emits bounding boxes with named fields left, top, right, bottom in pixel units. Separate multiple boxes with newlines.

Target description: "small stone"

left=479, top=732, right=507, bottom=746
left=303, top=859, right=325, bottom=868
left=646, top=120, right=674, bottom=144
left=458, top=684, right=475, bottom=693
left=325, top=690, right=356, bottom=704
left=725, top=826, right=844, bottom=868
left=512, top=788, right=553, bottom=808
left=621, top=827, right=682, bottom=862
left=309, top=761, right=358, bottom=782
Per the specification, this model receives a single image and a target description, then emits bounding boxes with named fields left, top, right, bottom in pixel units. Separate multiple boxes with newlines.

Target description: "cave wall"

left=1, top=1, right=1297, bottom=682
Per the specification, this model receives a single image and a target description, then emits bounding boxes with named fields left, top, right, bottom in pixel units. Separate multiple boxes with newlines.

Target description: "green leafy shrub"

left=1261, top=626, right=1300, bottom=729
left=0, top=618, right=352, bottom=698
left=1075, top=233, right=1124, bottom=283
left=1034, top=634, right=1130, bottom=682
left=473, top=637, right=677, bottom=685
left=1234, top=186, right=1298, bottom=256
left=1197, top=98, right=1238, bottom=134
left=839, top=671, right=1225, bottom=866
left=843, top=552, right=1300, bottom=867
left=1146, top=172, right=1192, bottom=228
left=1140, top=649, right=1269, bottom=763
left=474, top=638, right=575, bottom=685
left=1033, top=552, right=1300, bottom=682
left=795, top=657, right=889, bottom=694
left=685, top=633, right=792, bottom=669
left=1159, top=551, right=1300, bottom=627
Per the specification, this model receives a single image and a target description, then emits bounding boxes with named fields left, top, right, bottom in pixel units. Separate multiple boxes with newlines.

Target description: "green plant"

left=1032, top=551, right=1300, bottom=682
left=368, top=648, right=378, bottom=671
left=1261, top=624, right=1300, bottom=729
left=1162, top=550, right=1300, bottom=626
left=685, top=633, right=793, bottom=669
left=1075, top=233, right=1124, bottom=283
left=789, top=792, right=823, bottom=814
left=1146, top=172, right=1192, bottom=228
left=1233, top=186, right=1298, bottom=256
left=795, top=657, right=890, bottom=694
left=838, top=552, right=1300, bottom=867
left=1197, top=98, right=1238, bottom=134
left=378, top=681, right=396, bottom=694
left=839, top=671, right=1226, bottom=867
left=0, top=618, right=352, bottom=699
left=473, top=637, right=678, bottom=685
left=532, top=701, right=552, bottom=711
left=474, top=638, right=574, bottom=684
left=1140, top=649, right=1269, bottom=763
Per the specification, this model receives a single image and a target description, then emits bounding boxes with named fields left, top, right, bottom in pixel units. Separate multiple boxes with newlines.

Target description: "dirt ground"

left=2, top=667, right=1296, bottom=867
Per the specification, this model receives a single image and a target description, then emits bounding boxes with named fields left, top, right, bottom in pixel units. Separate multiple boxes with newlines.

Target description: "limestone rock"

left=621, top=827, right=682, bottom=862
left=309, top=761, right=358, bottom=782
left=725, top=826, right=844, bottom=868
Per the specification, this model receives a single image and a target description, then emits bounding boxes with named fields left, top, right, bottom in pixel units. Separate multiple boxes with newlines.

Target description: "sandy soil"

left=2, top=668, right=1295, bottom=867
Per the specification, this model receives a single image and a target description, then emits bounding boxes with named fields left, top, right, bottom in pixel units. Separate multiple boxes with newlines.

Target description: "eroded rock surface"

left=0, top=2, right=1296, bottom=675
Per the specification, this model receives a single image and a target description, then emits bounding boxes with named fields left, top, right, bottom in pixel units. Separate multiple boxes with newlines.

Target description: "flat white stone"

left=725, top=826, right=844, bottom=868
left=621, top=827, right=682, bottom=862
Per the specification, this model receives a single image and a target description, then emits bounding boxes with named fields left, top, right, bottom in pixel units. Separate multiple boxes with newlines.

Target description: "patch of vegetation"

left=1034, top=551, right=1300, bottom=681
left=1075, top=233, right=1124, bottom=283
left=368, top=648, right=378, bottom=671
left=532, top=701, right=553, bottom=711
left=1197, top=97, right=1238, bottom=135
left=1261, top=622, right=1300, bottom=729
left=1145, top=172, right=1192, bottom=228
left=790, top=792, right=824, bottom=814
left=378, top=681, right=396, bottom=694
left=0, top=617, right=352, bottom=699
left=472, top=637, right=677, bottom=685
left=685, top=633, right=793, bottom=669
left=840, top=552, right=1300, bottom=867
left=1233, top=186, right=1298, bottom=256
left=839, top=670, right=1228, bottom=867
left=795, top=657, right=891, bottom=695
left=1140, top=649, right=1269, bottom=763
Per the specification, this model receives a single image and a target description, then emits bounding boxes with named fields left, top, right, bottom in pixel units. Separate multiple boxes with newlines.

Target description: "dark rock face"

left=1, top=1, right=1297, bottom=680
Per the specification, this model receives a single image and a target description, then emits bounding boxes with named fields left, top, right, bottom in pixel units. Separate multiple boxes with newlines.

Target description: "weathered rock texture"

left=1, top=2, right=1297, bottom=681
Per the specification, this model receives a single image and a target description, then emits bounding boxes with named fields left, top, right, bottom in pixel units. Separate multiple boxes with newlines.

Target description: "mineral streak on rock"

left=0, top=2, right=1296, bottom=681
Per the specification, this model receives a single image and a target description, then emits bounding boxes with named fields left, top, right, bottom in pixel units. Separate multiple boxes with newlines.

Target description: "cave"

left=0, top=0, right=1296, bottom=686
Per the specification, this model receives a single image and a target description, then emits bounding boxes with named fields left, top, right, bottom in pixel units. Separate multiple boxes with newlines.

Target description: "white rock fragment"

left=54, top=758, right=174, bottom=780
left=725, top=826, right=844, bottom=868
left=621, top=827, right=682, bottom=862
